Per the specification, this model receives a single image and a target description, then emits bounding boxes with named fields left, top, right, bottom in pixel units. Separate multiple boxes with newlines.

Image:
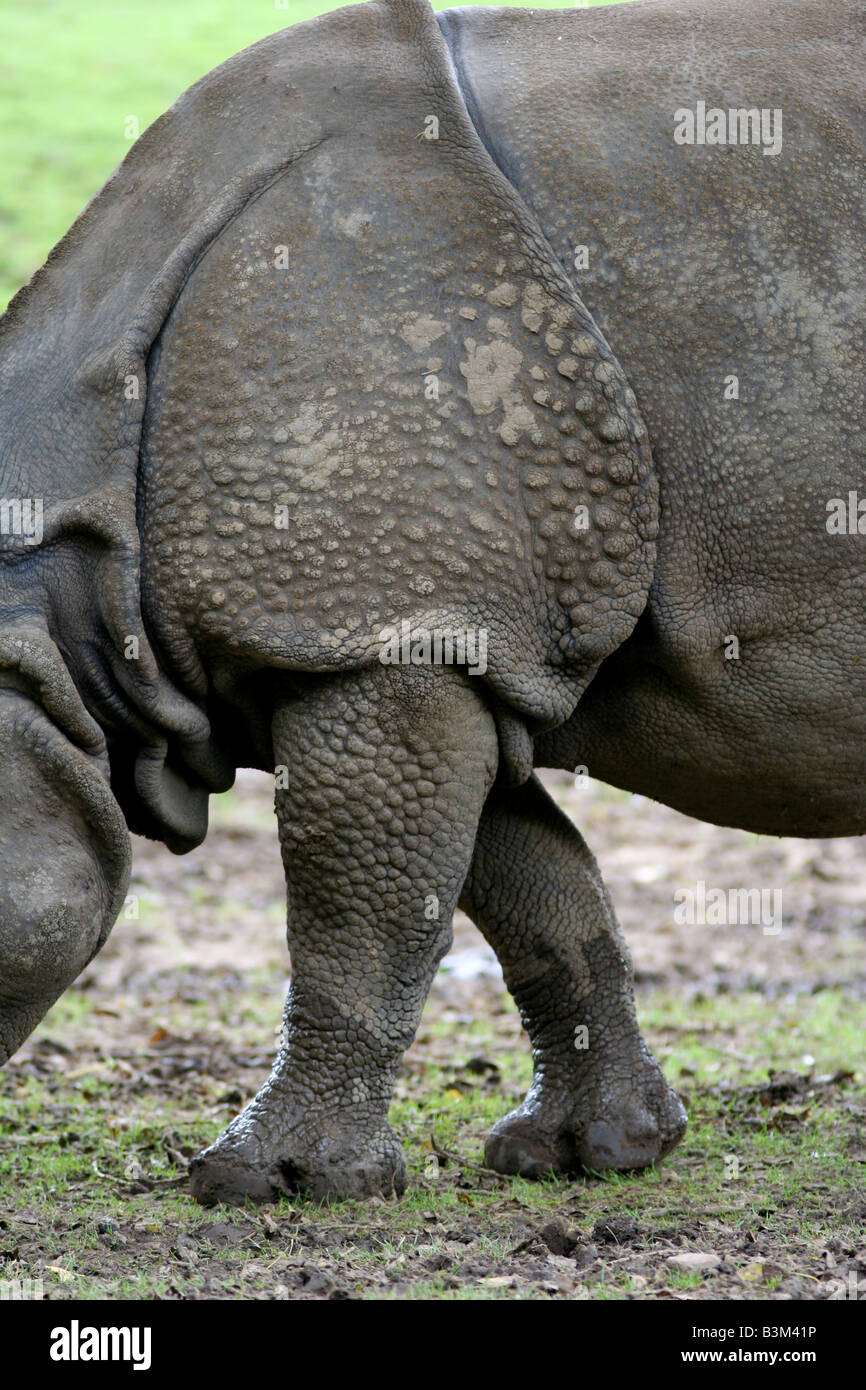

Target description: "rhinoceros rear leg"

left=189, top=665, right=498, bottom=1205
left=459, top=775, right=686, bottom=1177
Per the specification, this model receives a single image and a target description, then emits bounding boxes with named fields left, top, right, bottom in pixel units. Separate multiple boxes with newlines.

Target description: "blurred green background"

left=0, top=0, right=622, bottom=311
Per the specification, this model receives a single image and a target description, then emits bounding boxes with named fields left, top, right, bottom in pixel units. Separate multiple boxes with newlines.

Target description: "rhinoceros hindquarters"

left=139, top=0, right=656, bottom=745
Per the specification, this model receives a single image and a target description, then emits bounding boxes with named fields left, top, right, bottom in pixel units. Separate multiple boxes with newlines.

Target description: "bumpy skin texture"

left=459, top=776, right=686, bottom=1177
left=137, top=1, right=656, bottom=740
left=0, top=0, right=863, bottom=1201
left=193, top=665, right=499, bottom=1202
left=441, top=0, right=866, bottom=835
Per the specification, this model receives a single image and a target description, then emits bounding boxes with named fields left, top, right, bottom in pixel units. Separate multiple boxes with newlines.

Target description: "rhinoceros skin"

left=0, top=0, right=862, bottom=1202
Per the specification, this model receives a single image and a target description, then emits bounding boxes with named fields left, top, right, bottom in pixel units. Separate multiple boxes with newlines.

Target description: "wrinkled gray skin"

left=0, top=0, right=863, bottom=1202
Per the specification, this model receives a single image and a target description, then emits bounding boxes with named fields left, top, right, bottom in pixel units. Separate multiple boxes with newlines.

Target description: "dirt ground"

left=0, top=769, right=864, bottom=1301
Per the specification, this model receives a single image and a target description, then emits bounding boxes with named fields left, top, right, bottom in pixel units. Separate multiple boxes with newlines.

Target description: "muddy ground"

left=0, top=770, right=863, bottom=1301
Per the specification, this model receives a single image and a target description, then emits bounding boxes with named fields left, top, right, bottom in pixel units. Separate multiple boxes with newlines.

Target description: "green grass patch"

left=1, top=978, right=862, bottom=1300
left=0, top=0, right=624, bottom=310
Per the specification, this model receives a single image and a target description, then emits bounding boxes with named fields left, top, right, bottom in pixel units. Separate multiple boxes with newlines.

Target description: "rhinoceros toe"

left=484, top=1068, right=687, bottom=1179
left=188, top=1108, right=407, bottom=1206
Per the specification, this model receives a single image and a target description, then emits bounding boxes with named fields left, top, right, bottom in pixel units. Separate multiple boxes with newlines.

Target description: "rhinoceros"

left=0, top=0, right=862, bottom=1202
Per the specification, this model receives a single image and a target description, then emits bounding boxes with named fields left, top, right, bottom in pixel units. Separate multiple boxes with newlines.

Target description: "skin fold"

left=0, top=0, right=862, bottom=1201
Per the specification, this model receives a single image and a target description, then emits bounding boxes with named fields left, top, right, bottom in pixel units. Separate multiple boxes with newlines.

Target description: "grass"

left=0, top=0, right=621, bottom=312
left=1, top=974, right=862, bottom=1300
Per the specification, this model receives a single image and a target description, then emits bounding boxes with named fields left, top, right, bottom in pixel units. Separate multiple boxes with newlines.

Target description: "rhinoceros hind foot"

left=484, top=1115, right=574, bottom=1180
left=485, top=1080, right=687, bottom=1179
left=188, top=1120, right=407, bottom=1206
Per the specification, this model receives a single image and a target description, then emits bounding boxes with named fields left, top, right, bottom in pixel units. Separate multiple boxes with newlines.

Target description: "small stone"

left=667, top=1252, right=722, bottom=1272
